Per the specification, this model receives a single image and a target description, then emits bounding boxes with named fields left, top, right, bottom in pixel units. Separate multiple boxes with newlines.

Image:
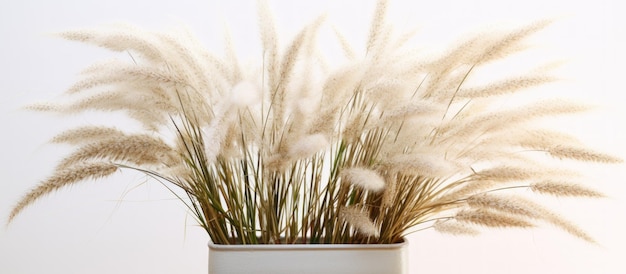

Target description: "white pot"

left=208, top=239, right=408, bottom=274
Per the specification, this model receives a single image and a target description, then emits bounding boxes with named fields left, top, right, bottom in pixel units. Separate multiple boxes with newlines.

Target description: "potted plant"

left=7, top=0, right=619, bottom=273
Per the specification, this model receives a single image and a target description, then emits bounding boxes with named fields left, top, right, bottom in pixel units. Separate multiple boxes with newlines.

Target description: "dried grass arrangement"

left=8, top=0, right=620, bottom=245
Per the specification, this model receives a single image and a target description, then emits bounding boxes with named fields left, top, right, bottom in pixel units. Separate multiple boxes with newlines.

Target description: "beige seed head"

left=548, top=146, right=622, bottom=163
left=56, top=134, right=175, bottom=169
left=466, top=193, right=542, bottom=219
left=340, top=167, right=386, bottom=193
left=531, top=181, right=605, bottom=198
left=433, top=219, right=480, bottom=236
left=8, top=162, right=119, bottom=224
left=51, top=126, right=126, bottom=145
left=340, top=206, right=380, bottom=238
left=287, top=134, right=329, bottom=160
left=455, top=209, right=534, bottom=228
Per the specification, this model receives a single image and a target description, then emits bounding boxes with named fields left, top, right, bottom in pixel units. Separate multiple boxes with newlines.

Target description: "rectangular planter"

left=208, top=239, right=408, bottom=274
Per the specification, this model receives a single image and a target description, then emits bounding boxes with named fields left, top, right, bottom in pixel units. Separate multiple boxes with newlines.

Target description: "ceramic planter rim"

left=208, top=238, right=407, bottom=251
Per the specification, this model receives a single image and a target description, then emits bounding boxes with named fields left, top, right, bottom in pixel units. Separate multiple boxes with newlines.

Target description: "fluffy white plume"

left=341, top=167, right=386, bottom=192
left=340, top=206, right=380, bottom=238
left=287, top=134, right=329, bottom=159
left=229, top=81, right=260, bottom=107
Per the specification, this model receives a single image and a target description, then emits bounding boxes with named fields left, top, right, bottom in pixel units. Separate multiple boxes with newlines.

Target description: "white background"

left=1, top=0, right=625, bottom=273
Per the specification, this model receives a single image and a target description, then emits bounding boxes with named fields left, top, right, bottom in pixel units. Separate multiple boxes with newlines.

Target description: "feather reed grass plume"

left=340, top=167, right=386, bottom=192
left=340, top=206, right=381, bottom=238
left=531, top=181, right=605, bottom=198
left=433, top=219, right=480, bottom=236
left=8, top=0, right=619, bottom=246
left=456, top=209, right=534, bottom=228
left=8, top=162, right=118, bottom=223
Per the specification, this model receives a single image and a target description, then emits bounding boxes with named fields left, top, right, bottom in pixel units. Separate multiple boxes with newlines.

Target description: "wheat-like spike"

left=367, top=24, right=394, bottom=61
left=472, top=20, right=552, bottom=64
left=311, top=64, right=366, bottom=136
left=257, top=0, right=279, bottom=91
left=546, top=214, right=596, bottom=243
left=340, top=106, right=379, bottom=144
left=472, top=165, right=537, bottom=182
left=433, top=219, right=480, bottom=236
left=285, top=19, right=326, bottom=140
left=220, top=122, right=249, bottom=160
left=63, top=90, right=122, bottom=112
left=436, top=99, right=590, bottom=145
left=23, top=103, right=61, bottom=112
left=381, top=173, right=397, bottom=208
left=279, top=18, right=322, bottom=87
left=455, top=209, right=534, bottom=228
left=340, top=206, right=380, bottom=237
left=442, top=180, right=500, bottom=203
left=443, top=160, right=588, bottom=202
left=547, top=146, right=622, bottom=163
left=272, top=23, right=309, bottom=126
left=516, top=129, right=582, bottom=149
left=160, top=32, right=231, bottom=100
left=441, top=166, right=537, bottom=204
left=465, top=128, right=590, bottom=161
left=223, top=27, right=242, bottom=82
left=305, top=16, right=326, bottom=59
left=389, top=27, right=420, bottom=52
left=423, top=22, right=537, bottom=97
left=57, top=26, right=165, bottom=62
left=386, top=47, right=427, bottom=82
left=57, top=28, right=163, bottom=60
left=127, top=109, right=170, bottom=131
left=7, top=162, right=119, bottom=224
left=154, top=33, right=209, bottom=87
left=466, top=193, right=542, bottom=218
left=79, top=59, right=127, bottom=75
left=333, top=27, right=357, bottom=60
left=104, top=65, right=186, bottom=88
left=51, top=126, right=126, bottom=145
left=418, top=37, right=482, bottom=98
left=198, top=51, right=236, bottom=98
left=457, top=75, right=555, bottom=98
left=361, top=74, right=415, bottom=110
left=366, top=0, right=389, bottom=55
left=466, top=193, right=597, bottom=242
left=385, top=154, right=460, bottom=179
left=447, top=133, right=544, bottom=163
left=61, top=90, right=176, bottom=129
left=269, top=18, right=325, bottom=142
left=286, top=15, right=325, bottom=90
left=56, top=134, right=175, bottom=169
left=66, top=65, right=185, bottom=94
left=378, top=102, right=440, bottom=124
left=531, top=181, right=605, bottom=198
